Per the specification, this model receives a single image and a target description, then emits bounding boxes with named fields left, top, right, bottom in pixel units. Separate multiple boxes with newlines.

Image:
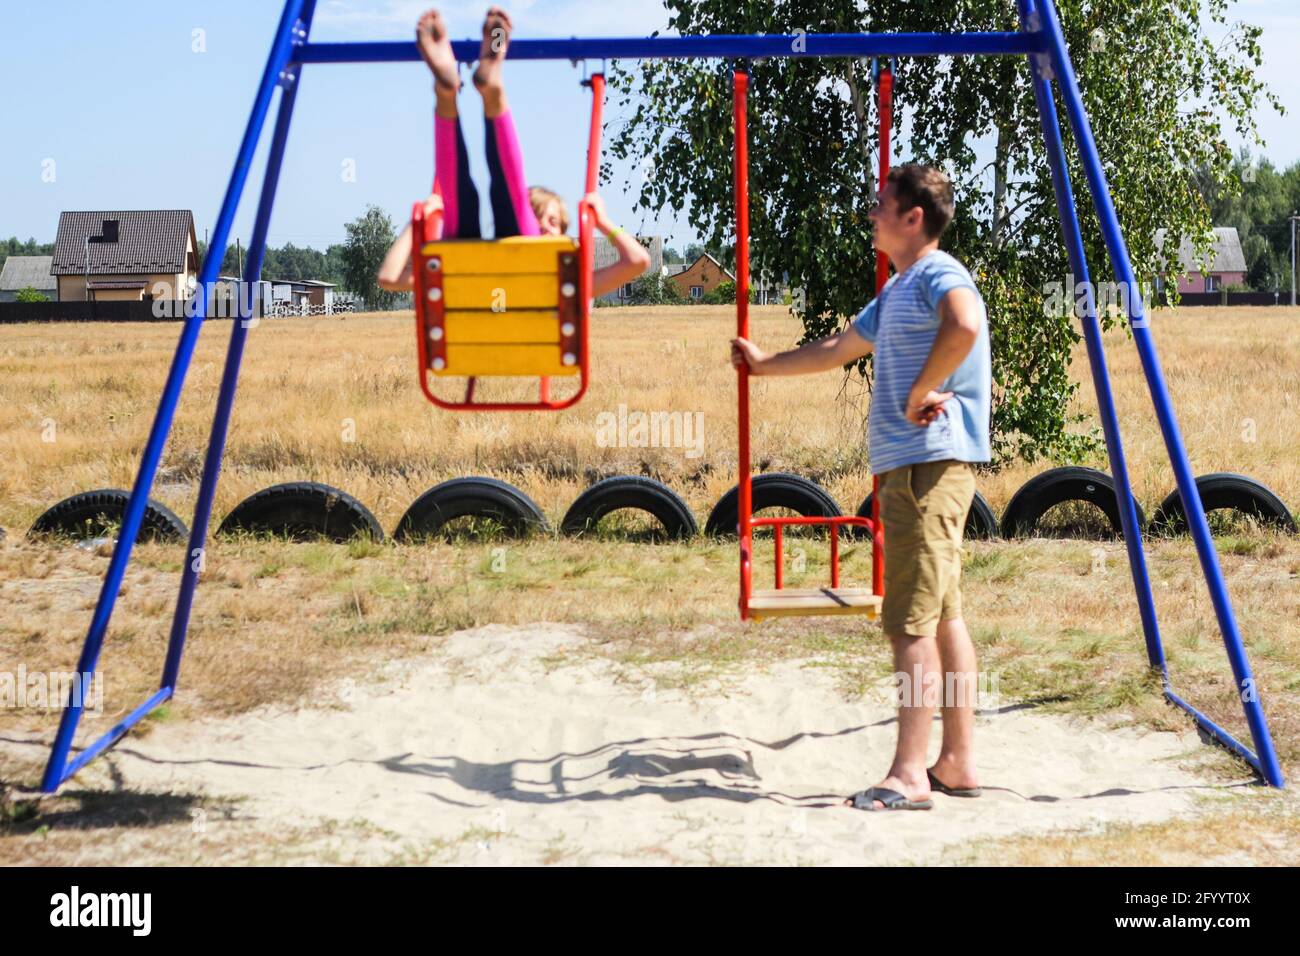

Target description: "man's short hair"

left=886, top=164, right=955, bottom=240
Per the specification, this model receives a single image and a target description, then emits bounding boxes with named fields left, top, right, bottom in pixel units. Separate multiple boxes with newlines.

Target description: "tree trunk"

left=992, top=120, right=1010, bottom=248
left=845, top=59, right=875, bottom=199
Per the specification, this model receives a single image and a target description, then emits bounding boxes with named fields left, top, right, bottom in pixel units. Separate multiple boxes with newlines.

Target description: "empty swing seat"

left=416, top=235, right=583, bottom=379
left=747, top=587, right=882, bottom=621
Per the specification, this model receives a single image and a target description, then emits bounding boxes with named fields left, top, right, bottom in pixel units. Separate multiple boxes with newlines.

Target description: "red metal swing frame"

left=734, top=64, right=892, bottom=620
left=411, top=73, right=605, bottom=411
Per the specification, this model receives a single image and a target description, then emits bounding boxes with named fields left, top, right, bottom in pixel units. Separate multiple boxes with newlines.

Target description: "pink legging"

left=434, top=109, right=540, bottom=239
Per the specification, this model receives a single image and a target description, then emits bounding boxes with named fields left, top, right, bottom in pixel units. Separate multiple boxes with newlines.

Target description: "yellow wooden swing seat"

left=416, top=235, right=582, bottom=379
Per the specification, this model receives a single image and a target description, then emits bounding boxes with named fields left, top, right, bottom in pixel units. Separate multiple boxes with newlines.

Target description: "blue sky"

left=2, top=0, right=1296, bottom=253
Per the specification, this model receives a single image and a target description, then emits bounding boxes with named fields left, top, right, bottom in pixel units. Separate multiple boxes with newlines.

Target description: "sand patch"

left=11, top=623, right=1243, bottom=865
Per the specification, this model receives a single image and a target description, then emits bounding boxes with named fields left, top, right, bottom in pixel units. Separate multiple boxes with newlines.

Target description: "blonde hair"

left=529, top=186, right=569, bottom=233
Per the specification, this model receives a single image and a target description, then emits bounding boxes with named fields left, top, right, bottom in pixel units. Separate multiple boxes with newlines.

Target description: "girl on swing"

left=378, top=7, right=650, bottom=294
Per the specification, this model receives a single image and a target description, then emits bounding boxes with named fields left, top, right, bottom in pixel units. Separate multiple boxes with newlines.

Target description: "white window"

left=621, top=283, right=635, bottom=298
left=690, top=285, right=703, bottom=299
left=1204, top=275, right=1218, bottom=293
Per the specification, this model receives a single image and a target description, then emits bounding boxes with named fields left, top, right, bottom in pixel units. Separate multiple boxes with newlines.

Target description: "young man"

left=730, top=163, right=991, bottom=811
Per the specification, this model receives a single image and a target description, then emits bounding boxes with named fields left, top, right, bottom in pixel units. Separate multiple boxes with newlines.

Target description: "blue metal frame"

left=1030, top=0, right=1283, bottom=787
left=41, top=0, right=1284, bottom=791
left=294, top=33, right=1044, bottom=65
left=39, top=0, right=316, bottom=791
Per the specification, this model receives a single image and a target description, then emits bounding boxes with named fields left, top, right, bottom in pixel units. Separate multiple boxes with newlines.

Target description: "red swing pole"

left=565, top=70, right=605, bottom=407
left=734, top=68, right=753, bottom=620
left=870, top=59, right=893, bottom=597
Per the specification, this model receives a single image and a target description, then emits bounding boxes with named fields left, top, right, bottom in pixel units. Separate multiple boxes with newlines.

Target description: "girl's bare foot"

left=473, top=6, right=512, bottom=91
left=416, top=9, right=459, bottom=92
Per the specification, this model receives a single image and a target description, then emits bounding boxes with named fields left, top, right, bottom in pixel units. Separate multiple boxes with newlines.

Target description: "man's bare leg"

left=930, top=615, right=980, bottom=790
left=847, top=631, right=938, bottom=807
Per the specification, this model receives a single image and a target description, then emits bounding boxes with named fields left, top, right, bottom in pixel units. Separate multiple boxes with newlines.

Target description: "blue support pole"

left=162, top=3, right=316, bottom=692
left=40, top=0, right=309, bottom=793
left=295, top=31, right=1044, bottom=65
left=1035, top=0, right=1284, bottom=787
left=1017, top=0, right=1164, bottom=671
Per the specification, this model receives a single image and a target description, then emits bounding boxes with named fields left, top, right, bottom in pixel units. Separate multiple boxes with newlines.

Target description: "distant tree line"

left=0, top=237, right=55, bottom=276
left=1197, top=155, right=1300, bottom=292
left=663, top=241, right=726, bottom=265
left=195, top=239, right=349, bottom=289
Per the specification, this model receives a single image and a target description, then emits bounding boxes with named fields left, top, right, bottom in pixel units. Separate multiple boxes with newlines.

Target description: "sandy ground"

left=5, top=623, right=1248, bottom=865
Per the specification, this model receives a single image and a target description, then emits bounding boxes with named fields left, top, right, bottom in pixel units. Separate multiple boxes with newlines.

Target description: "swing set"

left=40, top=0, right=1285, bottom=792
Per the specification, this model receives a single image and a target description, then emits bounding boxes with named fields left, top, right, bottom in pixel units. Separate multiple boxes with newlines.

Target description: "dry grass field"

left=3, top=304, right=1299, bottom=529
left=1, top=303, right=1298, bottom=865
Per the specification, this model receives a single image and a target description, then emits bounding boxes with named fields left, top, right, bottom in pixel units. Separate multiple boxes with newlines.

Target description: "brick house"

left=1154, top=227, right=1248, bottom=295
left=670, top=252, right=735, bottom=301
left=50, top=210, right=199, bottom=302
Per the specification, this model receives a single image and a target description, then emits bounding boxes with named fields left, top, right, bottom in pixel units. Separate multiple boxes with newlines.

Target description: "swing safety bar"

left=752, top=515, right=882, bottom=591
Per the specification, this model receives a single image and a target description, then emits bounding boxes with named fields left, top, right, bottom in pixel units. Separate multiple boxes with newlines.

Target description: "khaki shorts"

left=878, top=459, right=977, bottom=638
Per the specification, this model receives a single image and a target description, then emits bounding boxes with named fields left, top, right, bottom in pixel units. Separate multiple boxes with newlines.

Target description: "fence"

left=0, top=300, right=185, bottom=324
left=0, top=298, right=362, bottom=324
left=1158, top=290, right=1290, bottom=308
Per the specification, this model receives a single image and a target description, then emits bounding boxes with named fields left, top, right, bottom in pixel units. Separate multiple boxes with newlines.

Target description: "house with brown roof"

left=670, top=252, right=735, bottom=301
left=51, top=210, right=199, bottom=302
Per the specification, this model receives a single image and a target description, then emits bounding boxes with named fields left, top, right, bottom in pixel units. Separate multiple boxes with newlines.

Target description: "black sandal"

left=846, top=787, right=933, bottom=811
left=927, top=769, right=982, bottom=798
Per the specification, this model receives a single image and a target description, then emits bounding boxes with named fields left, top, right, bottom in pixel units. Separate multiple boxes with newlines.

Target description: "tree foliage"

left=626, top=270, right=687, bottom=305
left=342, top=206, right=401, bottom=311
left=701, top=278, right=756, bottom=304
left=607, top=0, right=1280, bottom=464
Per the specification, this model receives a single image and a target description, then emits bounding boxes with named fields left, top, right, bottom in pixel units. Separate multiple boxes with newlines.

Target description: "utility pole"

left=1291, top=212, right=1298, bottom=307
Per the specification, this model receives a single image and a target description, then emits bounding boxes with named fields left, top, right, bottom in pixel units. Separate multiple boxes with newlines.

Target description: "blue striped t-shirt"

left=851, top=250, right=991, bottom=475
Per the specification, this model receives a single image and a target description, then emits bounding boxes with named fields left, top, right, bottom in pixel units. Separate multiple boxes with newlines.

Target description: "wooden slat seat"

left=418, top=236, right=582, bottom=379
left=747, top=587, right=882, bottom=621
left=420, top=235, right=577, bottom=274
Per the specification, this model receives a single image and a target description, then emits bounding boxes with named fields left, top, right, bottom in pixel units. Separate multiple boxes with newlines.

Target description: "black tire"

left=704, top=472, right=840, bottom=537
left=561, top=476, right=697, bottom=540
left=393, top=476, right=548, bottom=541
left=29, top=488, right=189, bottom=543
left=854, top=488, right=1000, bottom=540
left=999, top=466, right=1144, bottom=539
left=1149, top=473, right=1297, bottom=535
left=217, top=482, right=384, bottom=542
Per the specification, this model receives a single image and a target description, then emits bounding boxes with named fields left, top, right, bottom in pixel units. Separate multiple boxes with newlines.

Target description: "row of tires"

left=21, top=467, right=1298, bottom=544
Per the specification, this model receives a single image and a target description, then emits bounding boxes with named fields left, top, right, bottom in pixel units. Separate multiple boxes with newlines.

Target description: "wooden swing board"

left=421, top=236, right=577, bottom=274
left=440, top=275, right=560, bottom=309
left=442, top=310, right=562, bottom=343
left=747, top=587, right=882, bottom=620
left=431, top=343, right=578, bottom=377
